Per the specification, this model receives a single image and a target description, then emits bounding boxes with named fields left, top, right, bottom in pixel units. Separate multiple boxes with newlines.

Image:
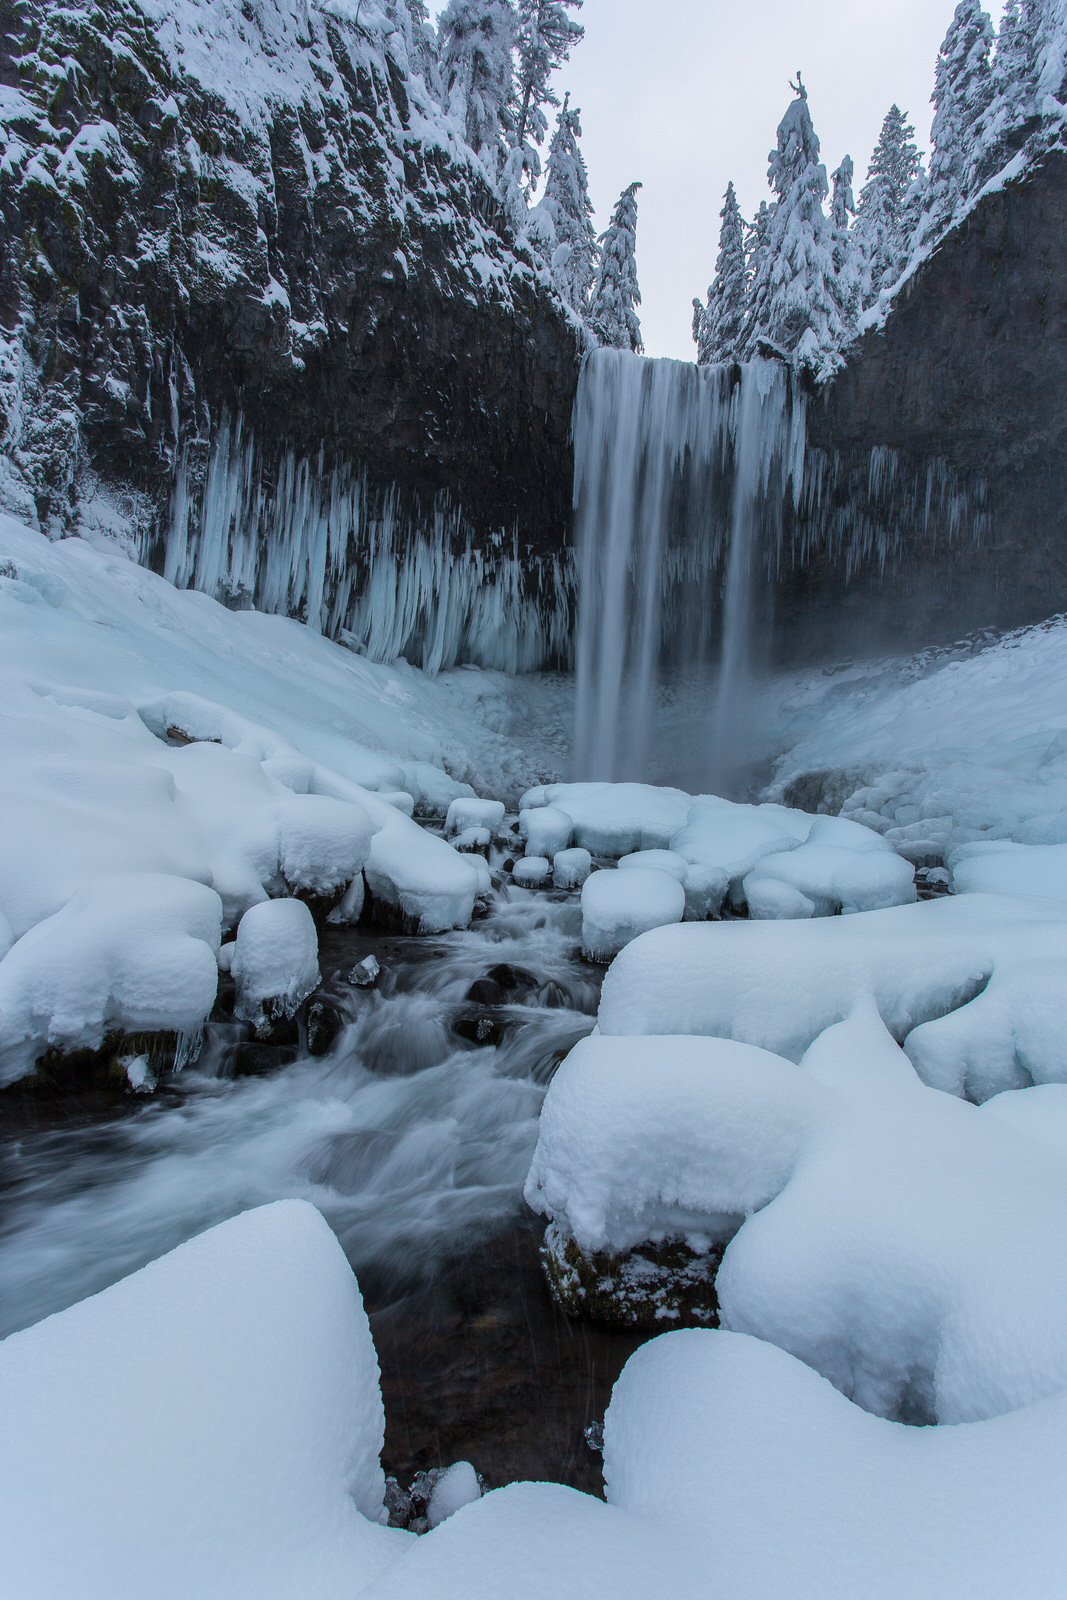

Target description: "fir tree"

left=590, top=181, right=643, bottom=352
left=743, top=77, right=851, bottom=378
left=515, top=0, right=584, bottom=158
left=830, top=155, right=861, bottom=324
left=526, top=96, right=598, bottom=313
left=438, top=0, right=519, bottom=175
left=746, top=200, right=774, bottom=284
left=922, top=1, right=995, bottom=245
left=856, top=105, right=924, bottom=299
left=697, top=181, right=749, bottom=364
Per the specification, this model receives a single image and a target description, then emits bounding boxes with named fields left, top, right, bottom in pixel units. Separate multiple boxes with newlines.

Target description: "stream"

left=0, top=841, right=644, bottom=1494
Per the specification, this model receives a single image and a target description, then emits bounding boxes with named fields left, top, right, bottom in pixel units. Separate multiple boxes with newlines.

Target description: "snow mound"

left=598, top=893, right=1067, bottom=1098
left=553, top=847, right=593, bottom=890
left=426, top=1461, right=482, bottom=1528
left=617, top=849, right=688, bottom=881
left=581, top=868, right=686, bottom=962
left=528, top=1009, right=1067, bottom=1423
left=232, top=900, right=321, bottom=1029
left=0, top=1201, right=402, bottom=1600
left=0, top=874, right=222, bottom=1086
left=604, top=1327, right=1067, bottom=1600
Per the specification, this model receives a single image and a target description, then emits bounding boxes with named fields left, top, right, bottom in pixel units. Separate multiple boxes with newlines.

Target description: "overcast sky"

left=552, top=0, right=1008, bottom=358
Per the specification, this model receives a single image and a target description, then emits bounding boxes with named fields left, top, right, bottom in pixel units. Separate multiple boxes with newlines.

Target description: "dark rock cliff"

left=0, top=0, right=581, bottom=620
left=776, top=151, right=1067, bottom=659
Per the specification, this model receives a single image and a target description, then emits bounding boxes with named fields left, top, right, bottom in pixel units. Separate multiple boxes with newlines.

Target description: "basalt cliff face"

left=0, top=0, right=582, bottom=670
left=780, top=149, right=1067, bottom=658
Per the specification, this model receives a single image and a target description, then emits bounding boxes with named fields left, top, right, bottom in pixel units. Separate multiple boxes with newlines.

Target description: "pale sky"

left=552, top=0, right=1008, bottom=358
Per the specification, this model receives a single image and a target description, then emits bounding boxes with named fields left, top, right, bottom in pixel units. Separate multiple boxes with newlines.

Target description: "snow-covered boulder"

left=597, top=893, right=1067, bottom=1098
left=445, top=798, right=506, bottom=839
left=528, top=1008, right=1067, bottom=1423
left=617, top=849, right=688, bottom=881
left=0, top=874, right=222, bottom=1086
left=581, top=867, right=686, bottom=962
left=519, top=805, right=574, bottom=859
left=553, top=848, right=593, bottom=890
left=519, top=782, right=694, bottom=856
left=231, top=899, right=321, bottom=1034
left=0, top=1201, right=403, bottom=1600
left=744, top=815, right=916, bottom=917
left=512, top=856, right=552, bottom=888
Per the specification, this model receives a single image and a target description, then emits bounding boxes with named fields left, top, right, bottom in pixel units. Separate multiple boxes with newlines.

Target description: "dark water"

left=0, top=868, right=642, bottom=1492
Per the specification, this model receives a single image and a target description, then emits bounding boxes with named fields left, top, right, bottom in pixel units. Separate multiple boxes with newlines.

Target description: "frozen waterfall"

left=572, top=349, right=807, bottom=787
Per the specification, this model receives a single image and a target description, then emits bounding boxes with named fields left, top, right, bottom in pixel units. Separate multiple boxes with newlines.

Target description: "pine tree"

left=743, top=78, right=851, bottom=377
left=856, top=105, right=924, bottom=299
left=526, top=96, right=598, bottom=313
left=1032, top=0, right=1067, bottom=114
left=590, top=181, right=643, bottom=352
left=746, top=200, right=774, bottom=284
left=438, top=0, right=519, bottom=175
left=696, top=181, right=749, bottom=364
left=922, top=2, right=995, bottom=246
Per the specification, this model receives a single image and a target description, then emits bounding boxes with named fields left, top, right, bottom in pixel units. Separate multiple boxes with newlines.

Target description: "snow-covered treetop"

left=526, top=94, right=598, bottom=314
left=590, top=181, right=644, bottom=352
left=694, top=181, right=748, bottom=365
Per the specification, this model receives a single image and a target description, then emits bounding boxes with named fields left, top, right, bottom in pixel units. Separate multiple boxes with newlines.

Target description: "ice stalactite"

left=158, top=419, right=573, bottom=676
left=571, top=349, right=806, bottom=786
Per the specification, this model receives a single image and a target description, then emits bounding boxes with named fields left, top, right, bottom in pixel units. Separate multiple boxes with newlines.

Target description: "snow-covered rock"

left=512, top=856, right=552, bottom=888
left=950, top=839, right=1067, bottom=902
left=445, top=799, right=505, bottom=838
left=426, top=1461, right=483, bottom=1529
left=597, top=892, right=1067, bottom=1097
left=580, top=868, right=687, bottom=962
left=0, top=874, right=222, bottom=1086
left=520, top=782, right=695, bottom=856
left=519, top=804, right=574, bottom=858
left=0, top=1201, right=403, bottom=1600
left=528, top=1008, right=1067, bottom=1423
left=553, top=847, right=593, bottom=890
left=231, top=900, right=321, bottom=1033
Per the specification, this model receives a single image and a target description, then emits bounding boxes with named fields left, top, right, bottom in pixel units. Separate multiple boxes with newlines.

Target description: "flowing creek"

left=0, top=829, right=648, bottom=1495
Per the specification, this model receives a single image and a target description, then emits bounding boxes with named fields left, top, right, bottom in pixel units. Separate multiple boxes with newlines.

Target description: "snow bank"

left=0, top=1201, right=403, bottom=1600
left=951, top=839, right=1067, bottom=903
left=528, top=1009, right=1067, bottom=1423
left=597, top=893, right=1067, bottom=1097
left=0, top=875, right=222, bottom=1086
left=604, top=1327, right=1067, bottom=1600
left=232, top=899, right=320, bottom=1029
left=580, top=868, right=686, bottom=962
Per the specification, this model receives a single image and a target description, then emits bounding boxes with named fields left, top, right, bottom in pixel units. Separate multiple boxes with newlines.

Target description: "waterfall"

left=572, top=349, right=806, bottom=787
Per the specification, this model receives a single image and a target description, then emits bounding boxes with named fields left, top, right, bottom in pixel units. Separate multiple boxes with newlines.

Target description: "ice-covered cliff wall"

left=0, top=0, right=581, bottom=668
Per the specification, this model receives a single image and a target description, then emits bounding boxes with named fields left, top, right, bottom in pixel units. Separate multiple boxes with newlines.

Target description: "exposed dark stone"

left=452, top=1013, right=506, bottom=1048
left=780, top=151, right=1067, bottom=658
left=542, top=1223, right=726, bottom=1332
left=464, top=977, right=504, bottom=1007
left=306, top=997, right=345, bottom=1057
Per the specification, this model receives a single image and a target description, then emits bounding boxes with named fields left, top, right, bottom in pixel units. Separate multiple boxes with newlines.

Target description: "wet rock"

left=347, top=955, right=381, bottom=989
left=28, top=1030, right=198, bottom=1096
left=452, top=1014, right=506, bottom=1048
left=230, top=1040, right=301, bottom=1077
left=465, top=977, right=504, bottom=1007
left=486, top=964, right=538, bottom=998
left=306, top=999, right=345, bottom=1058
left=541, top=1222, right=725, bottom=1332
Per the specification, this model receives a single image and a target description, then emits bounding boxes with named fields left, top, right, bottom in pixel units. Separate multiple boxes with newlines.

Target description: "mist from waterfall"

left=572, top=349, right=806, bottom=791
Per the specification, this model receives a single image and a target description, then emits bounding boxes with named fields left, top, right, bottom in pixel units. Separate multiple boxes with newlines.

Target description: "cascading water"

left=572, top=349, right=807, bottom=789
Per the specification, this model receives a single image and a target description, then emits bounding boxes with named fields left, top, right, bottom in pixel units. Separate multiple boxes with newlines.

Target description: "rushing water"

left=572, top=350, right=807, bottom=790
left=0, top=883, right=598, bottom=1340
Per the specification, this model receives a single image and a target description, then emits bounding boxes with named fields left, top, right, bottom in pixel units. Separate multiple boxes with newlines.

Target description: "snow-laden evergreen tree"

left=695, top=181, right=749, bottom=364
left=921, top=2, right=995, bottom=246
left=590, top=181, right=643, bottom=352
left=1031, top=0, right=1067, bottom=114
left=515, top=0, right=584, bottom=158
left=393, top=0, right=442, bottom=96
left=855, top=105, right=924, bottom=300
left=526, top=96, right=598, bottom=313
left=438, top=0, right=519, bottom=175
left=830, top=155, right=862, bottom=322
left=746, top=200, right=774, bottom=284
left=742, top=78, right=852, bottom=378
